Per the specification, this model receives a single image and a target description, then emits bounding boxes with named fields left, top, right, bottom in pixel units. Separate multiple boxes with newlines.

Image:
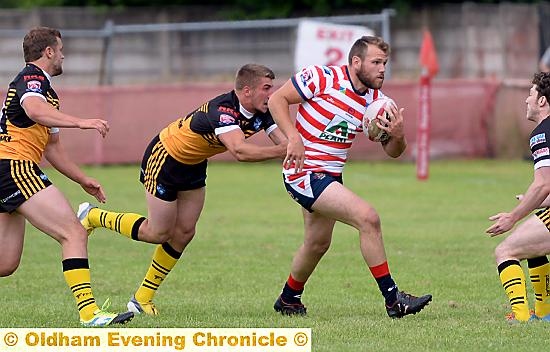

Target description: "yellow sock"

left=88, top=208, right=146, bottom=240
left=62, top=258, right=99, bottom=321
left=528, top=257, right=550, bottom=317
left=498, top=260, right=530, bottom=321
left=135, top=243, right=181, bottom=303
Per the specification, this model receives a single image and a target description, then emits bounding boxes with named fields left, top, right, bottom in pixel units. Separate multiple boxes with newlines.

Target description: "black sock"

left=281, top=283, right=303, bottom=304
left=376, top=274, right=398, bottom=305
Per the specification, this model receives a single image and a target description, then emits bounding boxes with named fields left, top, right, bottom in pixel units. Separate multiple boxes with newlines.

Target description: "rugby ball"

left=363, top=98, right=395, bottom=142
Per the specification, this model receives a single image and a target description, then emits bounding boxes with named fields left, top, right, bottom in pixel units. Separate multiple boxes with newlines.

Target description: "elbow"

left=232, top=147, right=251, bottom=162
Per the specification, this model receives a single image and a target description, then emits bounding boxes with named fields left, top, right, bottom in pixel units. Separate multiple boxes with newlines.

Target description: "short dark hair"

left=533, top=72, right=550, bottom=103
left=23, top=27, right=61, bottom=63
left=235, top=64, right=275, bottom=90
left=348, top=36, right=390, bottom=65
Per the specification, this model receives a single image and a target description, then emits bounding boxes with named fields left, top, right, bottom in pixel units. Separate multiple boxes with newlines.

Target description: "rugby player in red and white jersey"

left=268, top=35, right=432, bottom=318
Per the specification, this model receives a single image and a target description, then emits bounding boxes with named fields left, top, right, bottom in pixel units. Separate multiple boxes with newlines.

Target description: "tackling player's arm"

left=267, top=79, right=306, bottom=172
left=218, top=128, right=286, bottom=162
left=22, top=96, right=109, bottom=137
left=44, top=131, right=106, bottom=203
left=486, top=166, right=550, bottom=236
left=267, top=127, right=288, bottom=146
left=379, top=103, right=407, bottom=158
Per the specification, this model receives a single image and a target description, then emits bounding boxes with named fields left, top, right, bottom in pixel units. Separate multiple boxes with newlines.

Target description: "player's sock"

left=498, top=260, right=530, bottom=321
left=88, top=208, right=146, bottom=240
left=280, top=274, right=305, bottom=304
left=62, top=258, right=99, bottom=321
left=370, top=262, right=398, bottom=305
left=134, top=242, right=181, bottom=303
left=527, top=256, right=550, bottom=317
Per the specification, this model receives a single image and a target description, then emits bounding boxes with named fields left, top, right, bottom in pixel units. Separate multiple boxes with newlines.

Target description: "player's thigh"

left=174, top=187, right=205, bottom=233
left=499, top=215, right=550, bottom=259
left=312, top=182, right=377, bottom=229
left=0, top=212, right=26, bottom=272
left=145, top=190, right=178, bottom=234
left=17, top=186, right=85, bottom=242
left=302, top=208, right=336, bottom=246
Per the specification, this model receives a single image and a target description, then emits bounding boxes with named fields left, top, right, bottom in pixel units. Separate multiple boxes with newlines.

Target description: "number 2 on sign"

left=325, top=47, right=343, bottom=66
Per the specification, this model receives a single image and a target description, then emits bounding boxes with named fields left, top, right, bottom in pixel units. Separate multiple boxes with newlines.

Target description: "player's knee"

left=148, top=230, right=172, bottom=243
left=357, top=208, right=381, bottom=233
left=494, top=242, right=515, bottom=263
left=304, top=238, right=331, bottom=255
left=171, top=226, right=196, bottom=246
left=0, top=260, right=20, bottom=277
left=57, top=225, right=88, bottom=246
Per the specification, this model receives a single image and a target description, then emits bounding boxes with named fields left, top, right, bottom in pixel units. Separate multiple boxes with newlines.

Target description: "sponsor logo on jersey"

left=218, top=106, right=238, bottom=117
left=530, top=133, right=546, bottom=148
left=39, top=173, right=49, bottom=181
left=219, top=113, right=235, bottom=125
left=0, top=134, right=12, bottom=142
left=319, top=115, right=356, bottom=143
left=300, top=68, right=314, bottom=86
left=26, top=80, right=42, bottom=93
left=533, top=147, right=550, bottom=160
left=253, top=117, right=262, bottom=131
left=323, top=66, right=332, bottom=75
left=23, top=75, right=45, bottom=81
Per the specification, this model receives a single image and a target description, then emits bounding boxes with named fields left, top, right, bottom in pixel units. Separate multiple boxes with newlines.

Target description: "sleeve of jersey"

left=531, top=131, right=550, bottom=169
left=263, top=112, right=278, bottom=135
left=17, top=72, right=50, bottom=104
left=290, top=65, right=324, bottom=101
left=210, top=104, right=240, bottom=136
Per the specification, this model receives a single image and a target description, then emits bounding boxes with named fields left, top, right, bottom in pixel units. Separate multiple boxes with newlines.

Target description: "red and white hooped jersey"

left=287, top=64, right=386, bottom=176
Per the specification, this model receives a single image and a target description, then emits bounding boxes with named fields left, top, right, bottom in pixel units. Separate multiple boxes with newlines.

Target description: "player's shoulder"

left=208, top=90, right=239, bottom=118
left=12, top=64, right=48, bottom=85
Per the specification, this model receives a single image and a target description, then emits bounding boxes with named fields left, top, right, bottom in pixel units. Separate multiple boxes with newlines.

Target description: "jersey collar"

left=345, top=65, right=368, bottom=96
left=239, top=104, right=254, bottom=120
left=27, top=63, right=52, bottom=82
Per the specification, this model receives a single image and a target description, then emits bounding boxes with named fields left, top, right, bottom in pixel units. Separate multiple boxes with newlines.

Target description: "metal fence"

left=0, top=10, right=394, bottom=86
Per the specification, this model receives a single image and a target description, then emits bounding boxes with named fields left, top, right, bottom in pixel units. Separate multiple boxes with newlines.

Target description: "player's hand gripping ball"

left=362, top=98, right=396, bottom=142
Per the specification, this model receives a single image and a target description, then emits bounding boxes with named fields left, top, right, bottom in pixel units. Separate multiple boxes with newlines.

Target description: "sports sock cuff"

left=162, top=242, right=182, bottom=259
left=497, top=259, right=520, bottom=274
left=62, top=258, right=89, bottom=271
left=369, top=261, right=390, bottom=279
left=287, top=274, right=305, bottom=291
left=131, top=217, right=147, bottom=241
left=527, top=256, right=549, bottom=268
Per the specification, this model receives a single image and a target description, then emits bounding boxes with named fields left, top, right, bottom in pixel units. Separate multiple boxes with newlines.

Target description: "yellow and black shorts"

left=139, top=135, right=207, bottom=202
left=536, top=207, right=550, bottom=231
left=0, top=159, right=52, bottom=213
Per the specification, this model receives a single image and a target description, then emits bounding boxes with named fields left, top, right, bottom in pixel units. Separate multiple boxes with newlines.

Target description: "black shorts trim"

left=536, top=207, right=550, bottom=231
left=140, top=135, right=207, bottom=202
left=0, top=159, right=52, bottom=213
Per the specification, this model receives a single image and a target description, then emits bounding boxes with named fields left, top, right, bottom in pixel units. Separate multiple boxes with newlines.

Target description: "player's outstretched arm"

left=486, top=167, right=550, bottom=236
left=218, top=129, right=286, bottom=162
left=44, top=132, right=106, bottom=203
left=22, top=96, right=109, bottom=137
left=268, top=80, right=305, bottom=173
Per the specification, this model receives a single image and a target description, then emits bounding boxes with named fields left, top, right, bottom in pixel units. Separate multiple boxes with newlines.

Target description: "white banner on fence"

left=294, top=20, right=374, bottom=71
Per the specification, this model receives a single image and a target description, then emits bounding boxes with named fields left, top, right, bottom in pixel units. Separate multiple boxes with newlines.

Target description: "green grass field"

left=1, top=159, right=548, bottom=351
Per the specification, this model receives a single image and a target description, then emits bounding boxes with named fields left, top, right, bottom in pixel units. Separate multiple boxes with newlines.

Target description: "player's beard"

left=51, top=63, right=63, bottom=76
left=357, top=67, right=383, bottom=90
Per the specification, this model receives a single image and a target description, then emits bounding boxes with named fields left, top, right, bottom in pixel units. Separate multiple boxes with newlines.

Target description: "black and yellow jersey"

left=160, top=90, right=277, bottom=164
left=0, top=63, right=58, bottom=163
